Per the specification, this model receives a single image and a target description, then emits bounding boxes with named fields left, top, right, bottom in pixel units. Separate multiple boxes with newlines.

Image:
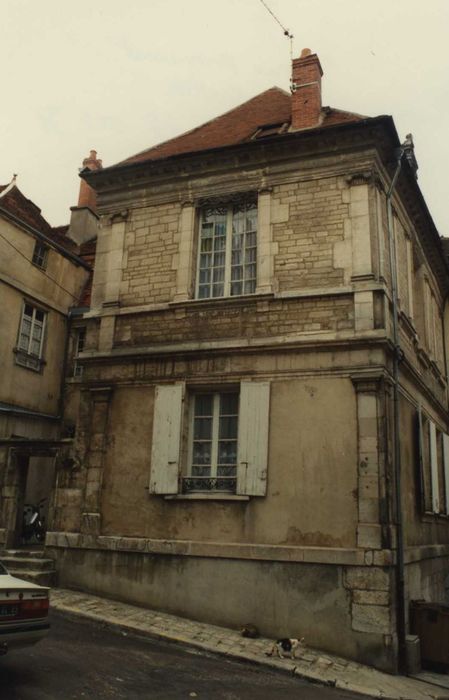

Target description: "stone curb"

left=50, top=590, right=449, bottom=700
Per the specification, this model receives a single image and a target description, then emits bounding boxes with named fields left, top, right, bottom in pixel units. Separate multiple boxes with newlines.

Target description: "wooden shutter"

left=416, top=405, right=426, bottom=514
left=149, top=384, right=184, bottom=495
left=237, top=381, right=270, bottom=496
left=443, top=433, right=449, bottom=515
left=429, top=420, right=439, bottom=513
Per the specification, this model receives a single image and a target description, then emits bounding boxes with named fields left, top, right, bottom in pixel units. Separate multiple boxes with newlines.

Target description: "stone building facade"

left=47, top=50, right=449, bottom=672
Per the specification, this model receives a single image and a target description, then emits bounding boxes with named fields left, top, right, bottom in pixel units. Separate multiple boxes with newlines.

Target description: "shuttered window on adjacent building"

left=417, top=407, right=449, bottom=515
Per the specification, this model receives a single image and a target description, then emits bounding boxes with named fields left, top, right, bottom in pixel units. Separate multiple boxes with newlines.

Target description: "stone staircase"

left=0, top=549, right=56, bottom=587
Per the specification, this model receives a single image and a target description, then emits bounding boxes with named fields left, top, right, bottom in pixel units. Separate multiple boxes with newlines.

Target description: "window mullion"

left=211, top=394, right=220, bottom=478
left=28, top=308, right=37, bottom=355
left=224, top=209, right=233, bottom=296
left=39, top=313, right=46, bottom=358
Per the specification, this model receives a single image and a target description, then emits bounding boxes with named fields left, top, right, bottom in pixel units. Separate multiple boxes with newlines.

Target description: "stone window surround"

left=174, top=188, right=276, bottom=303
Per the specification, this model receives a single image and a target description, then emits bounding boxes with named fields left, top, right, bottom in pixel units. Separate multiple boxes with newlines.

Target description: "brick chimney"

left=78, top=149, right=103, bottom=211
left=291, top=48, right=323, bottom=130
left=68, top=150, right=102, bottom=246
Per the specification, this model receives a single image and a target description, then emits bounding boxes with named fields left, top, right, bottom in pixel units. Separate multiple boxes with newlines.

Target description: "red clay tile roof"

left=118, top=88, right=366, bottom=166
left=0, top=184, right=53, bottom=234
left=0, top=185, right=79, bottom=253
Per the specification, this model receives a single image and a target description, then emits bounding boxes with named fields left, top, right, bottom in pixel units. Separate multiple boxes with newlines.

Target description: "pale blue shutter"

left=237, top=381, right=270, bottom=496
left=150, top=384, right=184, bottom=495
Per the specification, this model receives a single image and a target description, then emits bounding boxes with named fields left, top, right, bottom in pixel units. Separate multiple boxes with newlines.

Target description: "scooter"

left=22, top=498, right=46, bottom=543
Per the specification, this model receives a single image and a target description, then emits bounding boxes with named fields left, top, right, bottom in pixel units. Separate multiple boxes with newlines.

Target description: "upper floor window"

left=73, top=327, right=86, bottom=378
left=32, top=241, right=49, bottom=270
left=196, top=200, right=257, bottom=299
left=16, top=303, right=46, bottom=371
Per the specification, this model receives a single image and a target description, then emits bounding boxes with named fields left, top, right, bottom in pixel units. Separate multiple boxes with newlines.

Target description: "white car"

left=0, top=561, right=50, bottom=655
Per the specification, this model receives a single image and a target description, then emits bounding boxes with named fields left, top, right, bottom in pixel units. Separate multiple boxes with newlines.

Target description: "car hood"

left=0, top=573, right=49, bottom=592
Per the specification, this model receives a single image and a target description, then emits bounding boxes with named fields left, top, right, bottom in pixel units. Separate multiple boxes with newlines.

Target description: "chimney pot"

left=78, top=149, right=103, bottom=211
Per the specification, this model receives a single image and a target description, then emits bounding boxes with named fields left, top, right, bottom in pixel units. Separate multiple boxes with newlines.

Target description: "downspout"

left=386, top=139, right=413, bottom=674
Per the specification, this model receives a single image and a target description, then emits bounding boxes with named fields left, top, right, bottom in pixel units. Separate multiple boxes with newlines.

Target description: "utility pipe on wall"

left=386, top=134, right=416, bottom=673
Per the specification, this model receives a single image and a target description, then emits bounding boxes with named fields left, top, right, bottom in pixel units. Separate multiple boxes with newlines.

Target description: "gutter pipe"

left=386, top=136, right=415, bottom=673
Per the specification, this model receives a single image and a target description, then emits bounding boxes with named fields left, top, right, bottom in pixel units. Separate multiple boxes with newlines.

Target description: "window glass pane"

left=230, top=282, right=242, bottom=296
left=220, top=393, right=239, bottom=414
left=194, top=417, right=212, bottom=440
left=192, top=442, right=211, bottom=467
left=245, top=247, right=256, bottom=264
left=24, top=304, right=33, bottom=318
left=199, top=253, right=212, bottom=269
left=18, top=333, right=30, bottom=351
left=246, top=231, right=256, bottom=247
left=30, top=339, right=41, bottom=356
left=244, top=280, right=256, bottom=294
left=200, top=237, right=213, bottom=253
left=195, top=394, right=213, bottom=416
left=212, top=268, right=224, bottom=283
left=201, top=222, right=213, bottom=237
left=212, top=283, right=224, bottom=297
left=219, top=416, right=238, bottom=439
left=199, top=269, right=210, bottom=284
left=232, top=234, right=243, bottom=250
left=218, top=441, right=237, bottom=465
left=231, top=252, right=242, bottom=268
left=198, top=285, right=210, bottom=299
left=213, top=252, right=225, bottom=268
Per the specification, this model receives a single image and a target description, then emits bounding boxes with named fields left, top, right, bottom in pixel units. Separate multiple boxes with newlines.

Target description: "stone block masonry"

left=273, top=177, right=348, bottom=292
left=114, top=295, right=354, bottom=348
left=120, top=202, right=182, bottom=306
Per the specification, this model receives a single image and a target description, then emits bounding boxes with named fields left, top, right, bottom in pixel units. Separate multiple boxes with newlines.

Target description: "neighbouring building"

left=0, top=165, right=97, bottom=548
left=46, top=50, right=449, bottom=672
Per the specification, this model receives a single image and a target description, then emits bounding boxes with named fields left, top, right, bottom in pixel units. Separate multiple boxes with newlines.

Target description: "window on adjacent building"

left=73, top=327, right=86, bottom=378
left=32, top=241, right=49, bottom=269
left=16, top=303, right=46, bottom=371
left=149, top=381, right=270, bottom=497
left=196, top=200, right=257, bottom=299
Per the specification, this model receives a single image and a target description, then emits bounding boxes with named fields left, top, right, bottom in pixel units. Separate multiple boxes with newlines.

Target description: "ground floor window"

left=149, top=381, right=270, bottom=498
left=184, top=391, right=239, bottom=493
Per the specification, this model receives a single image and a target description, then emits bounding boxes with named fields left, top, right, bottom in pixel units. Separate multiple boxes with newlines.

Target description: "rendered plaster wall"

left=0, top=283, right=67, bottom=416
left=49, top=545, right=395, bottom=671
left=0, top=216, right=88, bottom=418
left=94, top=375, right=358, bottom=547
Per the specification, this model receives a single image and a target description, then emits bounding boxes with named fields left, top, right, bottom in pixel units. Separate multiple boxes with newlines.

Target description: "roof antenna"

left=258, top=0, right=294, bottom=59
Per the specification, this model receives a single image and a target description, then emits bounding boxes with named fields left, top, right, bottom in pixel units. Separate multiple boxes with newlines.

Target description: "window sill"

left=164, top=494, right=250, bottom=502
left=169, top=292, right=273, bottom=310
left=13, top=349, right=45, bottom=373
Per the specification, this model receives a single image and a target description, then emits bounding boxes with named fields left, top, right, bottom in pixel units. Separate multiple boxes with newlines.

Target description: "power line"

left=258, top=0, right=294, bottom=53
left=0, top=230, right=85, bottom=304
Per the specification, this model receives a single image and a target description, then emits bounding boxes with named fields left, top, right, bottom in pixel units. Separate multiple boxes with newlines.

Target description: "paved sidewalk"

left=51, top=588, right=449, bottom=700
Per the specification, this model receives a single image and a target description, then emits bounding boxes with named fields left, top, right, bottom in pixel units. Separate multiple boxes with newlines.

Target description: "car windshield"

left=0, top=563, right=8, bottom=575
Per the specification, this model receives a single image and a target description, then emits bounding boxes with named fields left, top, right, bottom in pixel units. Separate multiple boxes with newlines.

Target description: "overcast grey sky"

left=1, top=0, right=448, bottom=233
